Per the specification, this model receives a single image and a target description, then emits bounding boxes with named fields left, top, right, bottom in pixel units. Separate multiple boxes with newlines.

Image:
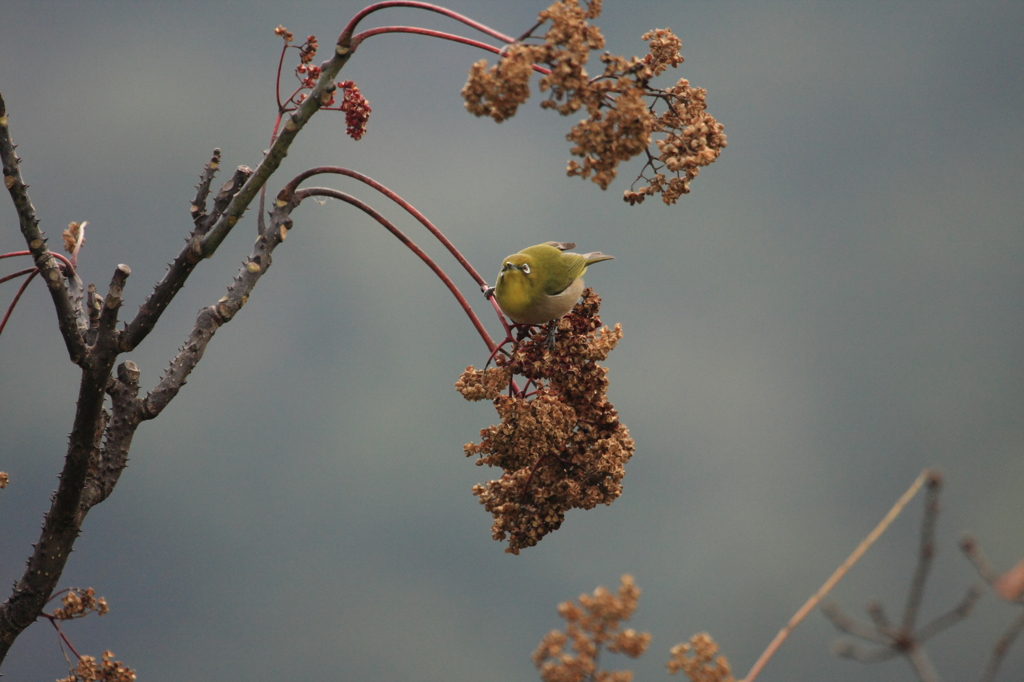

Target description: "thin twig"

left=902, top=476, right=942, bottom=631
left=831, top=640, right=900, bottom=663
left=917, top=583, right=982, bottom=643
left=962, top=536, right=1024, bottom=599
left=820, top=601, right=890, bottom=643
left=741, top=469, right=932, bottom=682
left=979, top=610, right=1024, bottom=682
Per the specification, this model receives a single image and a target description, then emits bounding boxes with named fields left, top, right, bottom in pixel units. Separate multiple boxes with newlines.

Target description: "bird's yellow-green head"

left=494, top=242, right=613, bottom=325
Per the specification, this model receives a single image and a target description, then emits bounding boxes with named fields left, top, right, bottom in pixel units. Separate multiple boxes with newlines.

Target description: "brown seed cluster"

left=667, top=633, right=734, bottom=682
left=57, top=650, right=136, bottom=682
left=457, top=290, right=633, bottom=554
left=462, top=0, right=604, bottom=123
left=51, top=587, right=109, bottom=621
left=461, top=1, right=725, bottom=204
left=532, top=574, right=651, bottom=682
left=625, top=71, right=727, bottom=205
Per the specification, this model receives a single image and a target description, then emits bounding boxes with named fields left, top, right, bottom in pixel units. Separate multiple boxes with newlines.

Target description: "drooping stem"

left=341, top=1, right=517, bottom=46
left=0, top=269, right=38, bottom=336
left=0, top=250, right=75, bottom=271
left=0, top=266, right=37, bottom=285
left=44, top=617, right=82, bottom=661
left=281, top=167, right=486, bottom=287
left=350, top=26, right=553, bottom=76
left=294, top=187, right=496, bottom=352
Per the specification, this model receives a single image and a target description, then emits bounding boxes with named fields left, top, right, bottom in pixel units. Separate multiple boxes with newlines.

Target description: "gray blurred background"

left=1, top=2, right=1022, bottom=680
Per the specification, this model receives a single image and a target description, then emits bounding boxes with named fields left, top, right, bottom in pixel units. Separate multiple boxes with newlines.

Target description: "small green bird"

left=493, top=242, right=614, bottom=325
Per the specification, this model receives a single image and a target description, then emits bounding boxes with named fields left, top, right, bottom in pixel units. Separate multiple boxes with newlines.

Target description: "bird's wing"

left=543, top=241, right=576, bottom=251
left=561, top=253, right=591, bottom=285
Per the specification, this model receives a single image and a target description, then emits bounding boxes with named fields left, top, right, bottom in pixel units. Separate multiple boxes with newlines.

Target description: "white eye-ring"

left=521, top=263, right=531, bottom=274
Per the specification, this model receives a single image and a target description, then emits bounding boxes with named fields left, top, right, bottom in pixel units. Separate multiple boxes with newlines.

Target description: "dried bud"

left=62, top=221, right=85, bottom=254
left=274, top=25, right=294, bottom=43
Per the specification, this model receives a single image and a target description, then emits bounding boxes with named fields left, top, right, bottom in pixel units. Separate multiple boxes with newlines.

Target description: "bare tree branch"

left=120, top=164, right=252, bottom=352
left=199, top=31, right=357, bottom=257
left=143, top=195, right=294, bottom=420
left=0, top=273, right=127, bottom=661
left=80, top=361, right=144, bottom=511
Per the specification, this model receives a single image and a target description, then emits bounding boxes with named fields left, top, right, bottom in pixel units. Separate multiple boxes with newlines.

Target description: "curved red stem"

left=43, top=615, right=82, bottom=661
left=0, top=269, right=39, bottom=336
left=352, top=26, right=497, bottom=54
left=0, top=266, right=37, bottom=285
left=341, top=1, right=517, bottom=46
left=350, top=26, right=552, bottom=75
left=1, top=249, right=75, bottom=270
left=294, top=187, right=497, bottom=352
left=275, top=43, right=289, bottom=110
left=282, top=167, right=486, bottom=287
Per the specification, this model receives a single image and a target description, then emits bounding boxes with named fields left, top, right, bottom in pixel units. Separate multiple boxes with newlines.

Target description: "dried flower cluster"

left=457, top=290, right=633, bottom=553
left=625, top=71, right=726, bottom=205
left=57, top=650, right=136, bottom=682
left=274, top=27, right=371, bottom=140
left=461, top=0, right=725, bottom=204
left=462, top=0, right=604, bottom=122
left=532, top=574, right=651, bottom=682
left=667, top=633, right=734, bottom=682
left=51, top=588, right=109, bottom=621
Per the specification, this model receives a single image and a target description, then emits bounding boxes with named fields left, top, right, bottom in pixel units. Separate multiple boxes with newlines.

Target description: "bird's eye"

left=521, top=263, right=531, bottom=274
